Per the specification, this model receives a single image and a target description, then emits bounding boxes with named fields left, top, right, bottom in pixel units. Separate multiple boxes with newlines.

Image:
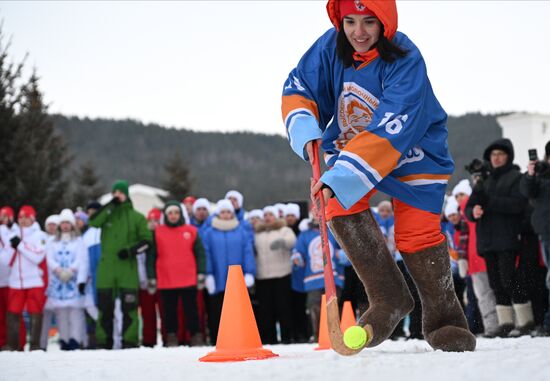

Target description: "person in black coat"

left=520, top=140, right=550, bottom=335
left=465, top=138, right=531, bottom=337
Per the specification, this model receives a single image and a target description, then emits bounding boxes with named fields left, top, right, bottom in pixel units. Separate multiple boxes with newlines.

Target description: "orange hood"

left=326, top=0, right=398, bottom=40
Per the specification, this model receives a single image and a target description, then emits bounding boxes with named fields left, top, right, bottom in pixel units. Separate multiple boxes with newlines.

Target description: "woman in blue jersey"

left=282, top=0, right=475, bottom=352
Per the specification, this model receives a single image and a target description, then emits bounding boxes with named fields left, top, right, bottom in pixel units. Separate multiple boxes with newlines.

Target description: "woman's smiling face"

left=342, top=14, right=381, bottom=53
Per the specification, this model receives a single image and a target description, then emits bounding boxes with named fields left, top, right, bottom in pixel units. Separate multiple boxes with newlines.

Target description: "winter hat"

left=452, top=179, right=472, bottom=197
left=263, top=205, right=279, bottom=218
left=192, top=198, right=211, bottom=214
left=18, top=205, right=36, bottom=220
left=483, top=138, right=515, bottom=163
left=215, top=199, right=235, bottom=215
left=183, top=196, right=196, bottom=205
left=326, top=0, right=398, bottom=39
left=58, top=209, right=76, bottom=226
left=147, top=208, right=162, bottom=221
left=0, top=206, right=14, bottom=219
left=45, top=214, right=60, bottom=226
left=444, top=197, right=459, bottom=219
left=247, top=209, right=264, bottom=220
left=274, top=203, right=286, bottom=218
left=163, top=201, right=185, bottom=227
left=86, top=201, right=102, bottom=211
left=74, top=211, right=89, bottom=224
left=298, top=218, right=311, bottom=232
left=339, top=0, right=374, bottom=19
left=225, top=190, right=243, bottom=209
left=284, top=203, right=301, bottom=219
left=112, top=180, right=129, bottom=197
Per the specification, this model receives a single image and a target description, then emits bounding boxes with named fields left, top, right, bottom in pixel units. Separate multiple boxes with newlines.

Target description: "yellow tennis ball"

left=343, top=326, right=367, bottom=350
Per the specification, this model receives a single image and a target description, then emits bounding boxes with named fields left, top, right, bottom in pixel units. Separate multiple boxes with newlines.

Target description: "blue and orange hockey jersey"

left=282, top=27, right=454, bottom=214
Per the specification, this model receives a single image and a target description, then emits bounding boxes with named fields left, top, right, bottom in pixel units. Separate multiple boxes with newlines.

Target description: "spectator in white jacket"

left=253, top=205, right=296, bottom=344
left=0, top=205, right=47, bottom=351
left=45, top=209, right=88, bottom=350
left=0, top=206, right=21, bottom=350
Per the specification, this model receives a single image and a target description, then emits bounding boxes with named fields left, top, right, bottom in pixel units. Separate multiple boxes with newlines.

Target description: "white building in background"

left=497, top=113, right=550, bottom=171
left=99, top=183, right=168, bottom=216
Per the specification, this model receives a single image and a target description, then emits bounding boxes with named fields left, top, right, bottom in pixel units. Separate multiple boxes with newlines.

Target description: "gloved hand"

left=147, top=279, right=157, bottom=295
left=244, top=273, right=255, bottom=288
left=130, top=240, right=150, bottom=255
left=458, top=259, right=468, bottom=279
left=205, top=275, right=216, bottom=295
left=78, top=283, right=86, bottom=295
left=111, top=196, right=121, bottom=205
left=291, top=252, right=304, bottom=267
left=269, top=239, right=286, bottom=251
left=10, top=236, right=21, bottom=249
left=118, top=248, right=130, bottom=260
left=197, top=274, right=206, bottom=290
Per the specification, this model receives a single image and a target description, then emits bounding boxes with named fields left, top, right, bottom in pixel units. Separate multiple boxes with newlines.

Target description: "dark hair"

left=336, top=22, right=408, bottom=68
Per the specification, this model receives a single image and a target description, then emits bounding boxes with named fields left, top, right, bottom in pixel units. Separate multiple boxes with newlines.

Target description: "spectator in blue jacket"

left=203, top=199, right=256, bottom=345
left=291, top=215, right=343, bottom=341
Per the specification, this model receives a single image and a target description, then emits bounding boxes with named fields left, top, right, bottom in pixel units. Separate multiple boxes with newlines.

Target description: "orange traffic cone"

left=199, top=265, right=278, bottom=362
left=340, top=301, right=356, bottom=332
left=315, top=294, right=331, bottom=350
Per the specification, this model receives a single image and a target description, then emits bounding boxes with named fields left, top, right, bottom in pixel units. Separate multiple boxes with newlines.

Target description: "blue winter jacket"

left=203, top=219, right=256, bottom=294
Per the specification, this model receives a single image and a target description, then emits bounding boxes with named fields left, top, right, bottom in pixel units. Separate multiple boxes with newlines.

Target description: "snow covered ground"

left=1, top=337, right=549, bottom=381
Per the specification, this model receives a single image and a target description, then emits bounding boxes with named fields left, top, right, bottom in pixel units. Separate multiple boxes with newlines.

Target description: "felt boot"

left=6, top=312, right=21, bottom=351
left=509, top=302, right=535, bottom=337
left=165, top=333, right=178, bottom=347
left=329, top=209, right=414, bottom=347
left=29, top=313, right=44, bottom=351
left=189, top=333, right=205, bottom=347
left=401, top=241, right=476, bottom=352
left=495, top=305, right=514, bottom=338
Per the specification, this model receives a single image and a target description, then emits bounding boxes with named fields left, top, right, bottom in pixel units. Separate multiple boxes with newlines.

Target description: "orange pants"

left=326, top=192, right=444, bottom=253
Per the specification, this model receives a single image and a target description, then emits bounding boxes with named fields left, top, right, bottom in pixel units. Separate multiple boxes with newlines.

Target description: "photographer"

left=520, top=141, right=550, bottom=335
left=465, top=138, right=531, bottom=337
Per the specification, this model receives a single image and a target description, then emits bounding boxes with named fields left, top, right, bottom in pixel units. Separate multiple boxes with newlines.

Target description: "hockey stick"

left=310, top=141, right=372, bottom=356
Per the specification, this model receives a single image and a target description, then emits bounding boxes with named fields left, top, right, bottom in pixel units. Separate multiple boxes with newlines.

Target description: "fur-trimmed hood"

left=254, top=219, right=287, bottom=233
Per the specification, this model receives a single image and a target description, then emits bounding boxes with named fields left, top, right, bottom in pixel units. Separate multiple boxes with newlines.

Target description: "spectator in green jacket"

left=88, top=180, right=152, bottom=349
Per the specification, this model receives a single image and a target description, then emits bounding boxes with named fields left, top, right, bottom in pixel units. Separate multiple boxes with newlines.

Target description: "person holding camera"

left=520, top=141, right=550, bottom=335
left=465, top=138, right=531, bottom=337
left=88, top=180, right=152, bottom=349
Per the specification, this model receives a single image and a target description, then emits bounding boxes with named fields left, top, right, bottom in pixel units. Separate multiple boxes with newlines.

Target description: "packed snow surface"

left=1, top=337, right=549, bottom=381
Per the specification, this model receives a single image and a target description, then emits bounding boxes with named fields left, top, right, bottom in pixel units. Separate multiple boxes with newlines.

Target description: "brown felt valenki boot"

left=6, top=312, right=21, bottom=351
left=401, top=240, right=476, bottom=352
left=329, top=209, right=414, bottom=347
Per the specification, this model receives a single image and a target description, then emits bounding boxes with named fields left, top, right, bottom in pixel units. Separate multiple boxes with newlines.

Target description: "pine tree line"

left=0, top=27, right=113, bottom=221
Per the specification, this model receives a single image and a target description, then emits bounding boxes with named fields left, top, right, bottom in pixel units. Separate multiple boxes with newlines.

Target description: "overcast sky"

left=2, top=1, right=549, bottom=135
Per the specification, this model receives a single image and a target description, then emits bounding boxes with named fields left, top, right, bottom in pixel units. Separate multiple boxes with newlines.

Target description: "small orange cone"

left=199, top=265, right=278, bottom=362
left=340, top=301, right=356, bottom=332
left=315, top=294, right=331, bottom=350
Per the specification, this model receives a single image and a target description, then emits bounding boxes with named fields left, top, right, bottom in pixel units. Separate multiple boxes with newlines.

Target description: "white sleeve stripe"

left=335, top=161, right=375, bottom=190
left=403, top=179, right=448, bottom=186
left=284, top=108, right=316, bottom=127
left=339, top=151, right=383, bottom=182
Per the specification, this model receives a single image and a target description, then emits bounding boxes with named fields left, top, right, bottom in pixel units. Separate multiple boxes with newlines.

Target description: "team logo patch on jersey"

left=183, top=232, right=192, bottom=240
left=336, top=82, right=380, bottom=150
left=395, top=146, right=425, bottom=169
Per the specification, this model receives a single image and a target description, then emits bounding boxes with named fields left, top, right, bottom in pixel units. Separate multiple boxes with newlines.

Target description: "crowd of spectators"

left=1, top=139, right=549, bottom=351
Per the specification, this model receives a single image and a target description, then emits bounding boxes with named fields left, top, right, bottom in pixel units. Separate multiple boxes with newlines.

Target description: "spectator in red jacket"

left=147, top=201, right=206, bottom=347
